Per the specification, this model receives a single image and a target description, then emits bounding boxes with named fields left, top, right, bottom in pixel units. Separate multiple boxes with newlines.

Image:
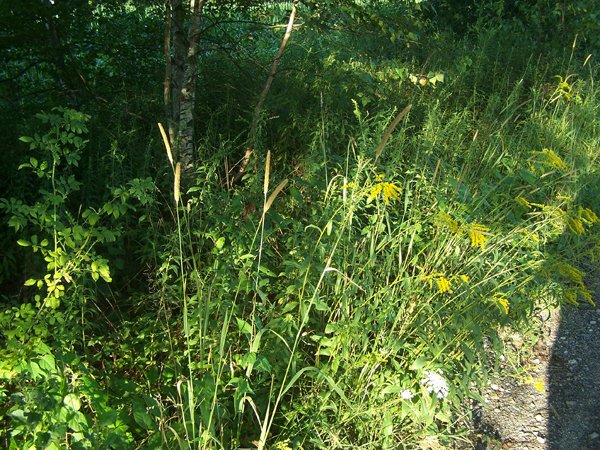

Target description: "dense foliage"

left=1, top=1, right=599, bottom=448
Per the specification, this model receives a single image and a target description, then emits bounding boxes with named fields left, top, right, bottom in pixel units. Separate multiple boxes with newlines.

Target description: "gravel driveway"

left=471, top=271, right=600, bottom=449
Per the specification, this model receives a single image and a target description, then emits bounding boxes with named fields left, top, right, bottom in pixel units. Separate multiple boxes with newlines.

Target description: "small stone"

left=490, top=383, right=500, bottom=391
left=532, top=358, right=541, bottom=365
left=566, top=400, right=577, bottom=407
left=590, top=432, right=600, bottom=440
left=537, top=436, right=546, bottom=444
left=560, top=336, right=567, bottom=340
left=568, top=359, right=577, bottom=365
left=535, top=414, right=543, bottom=422
left=590, top=320, right=597, bottom=325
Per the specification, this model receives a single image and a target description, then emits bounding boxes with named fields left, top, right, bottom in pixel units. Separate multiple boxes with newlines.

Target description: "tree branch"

left=247, top=1, right=298, bottom=147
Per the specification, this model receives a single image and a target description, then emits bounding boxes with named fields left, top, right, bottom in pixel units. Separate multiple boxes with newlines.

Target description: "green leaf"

left=24, top=278, right=37, bottom=286
left=99, top=265, right=112, bottom=282
left=87, top=212, right=100, bottom=226
left=17, top=239, right=30, bottom=247
left=38, top=353, right=56, bottom=373
left=19, top=136, right=33, bottom=143
left=258, top=265, right=276, bottom=277
left=64, top=393, right=81, bottom=411
left=409, top=357, right=428, bottom=371
left=9, top=409, right=27, bottom=422
left=382, top=410, right=394, bottom=437
left=254, top=355, right=272, bottom=373
left=98, top=410, right=118, bottom=427
left=133, top=400, right=156, bottom=431
left=236, top=318, right=253, bottom=336
left=381, top=384, right=403, bottom=395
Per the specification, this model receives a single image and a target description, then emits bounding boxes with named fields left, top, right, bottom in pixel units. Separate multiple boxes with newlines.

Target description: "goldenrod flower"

left=469, top=223, right=490, bottom=251
left=382, top=182, right=402, bottom=204
left=540, top=148, right=567, bottom=171
left=566, top=216, right=584, bottom=235
left=434, top=211, right=459, bottom=234
left=368, top=176, right=402, bottom=205
left=565, top=291, right=578, bottom=305
left=435, top=276, right=452, bottom=294
left=368, top=183, right=383, bottom=201
left=581, top=207, right=599, bottom=223
left=459, top=275, right=469, bottom=284
left=514, top=197, right=531, bottom=208
left=492, top=294, right=509, bottom=314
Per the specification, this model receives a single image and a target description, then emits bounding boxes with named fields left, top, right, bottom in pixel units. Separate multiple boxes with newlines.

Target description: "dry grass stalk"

left=374, top=104, right=412, bottom=161
left=174, top=162, right=181, bottom=205
left=264, top=150, right=271, bottom=195
left=158, top=122, right=174, bottom=167
left=264, top=178, right=288, bottom=212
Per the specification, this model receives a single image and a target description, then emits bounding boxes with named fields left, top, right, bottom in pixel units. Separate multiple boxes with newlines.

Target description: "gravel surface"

left=470, top=273, right=600, bottom=450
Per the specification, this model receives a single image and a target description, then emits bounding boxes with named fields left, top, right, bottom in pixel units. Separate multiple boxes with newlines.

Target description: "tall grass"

left=150, top=43, right=599, bottom=448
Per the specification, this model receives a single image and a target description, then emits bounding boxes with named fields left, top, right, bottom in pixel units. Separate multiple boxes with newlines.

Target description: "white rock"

left=535, top=414, right=543, bottom=422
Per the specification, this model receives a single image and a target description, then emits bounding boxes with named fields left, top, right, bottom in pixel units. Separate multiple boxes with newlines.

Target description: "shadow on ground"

left=547, top=280, right=600, bottom=449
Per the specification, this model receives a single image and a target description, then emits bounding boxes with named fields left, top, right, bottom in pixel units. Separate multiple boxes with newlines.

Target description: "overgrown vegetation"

left=1, top=1, right=599, bottom=449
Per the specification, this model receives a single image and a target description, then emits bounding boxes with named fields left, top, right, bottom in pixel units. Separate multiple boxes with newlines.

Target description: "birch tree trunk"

left=177, top=0, right=205, bottom=176
left=163, top=0, right=205, bottom=190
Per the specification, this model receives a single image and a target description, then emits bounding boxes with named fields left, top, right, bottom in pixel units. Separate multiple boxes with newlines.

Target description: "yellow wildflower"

left=540, top=148, right=567, bottom=171
left=492, top=294, right=509, bottom=314
left=469, top=223, right=490, bottom=251
left=435, top=276, right=452, bottom=294
left=368, top=183, right=383, bottom=201
left=368, top=178, right=402, bottom=205
left=459, top=275, right=469, bottom=284
left=566, top=216, right=585, bottom=235
left=564, top=291, right=578, bottom=305
left=382, top=182, right=402, bottom=204
left=514, top=197, right=531, bottom=208
left=533, top=379, right=545, bottom=393
left=434, top=211, right=459, bottom=234
left=518, top=228, right=540, bottom=242
left=581, top=207, right=599, bottom=223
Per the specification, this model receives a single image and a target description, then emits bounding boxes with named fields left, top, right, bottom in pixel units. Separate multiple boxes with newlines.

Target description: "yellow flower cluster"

left=514, top=196, right=531, bottom=208
left=539, top=148, right=567, bottom=171
left=434, top=210, right=491, bottom=251
left=469, top=223, right=490, bottom=251
left=434, top=211, right=459, bottom=234
left=368, top=174, right=402, bottom=205
left=435, top=276, right=452, bottom=294
left=565, top=207, right=599, bottom=235
left=421, top=272, right=470, bottom=294
left=492, top=294, right=510, bottom=315
left=342, top=174, right=402, bottom=206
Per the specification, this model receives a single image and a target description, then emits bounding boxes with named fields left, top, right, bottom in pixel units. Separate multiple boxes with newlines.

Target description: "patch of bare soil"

left=468, top=273, right=600, bottom=450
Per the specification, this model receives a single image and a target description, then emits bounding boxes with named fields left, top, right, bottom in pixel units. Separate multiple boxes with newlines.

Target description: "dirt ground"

left=470, top=272, right=600, bottom=449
